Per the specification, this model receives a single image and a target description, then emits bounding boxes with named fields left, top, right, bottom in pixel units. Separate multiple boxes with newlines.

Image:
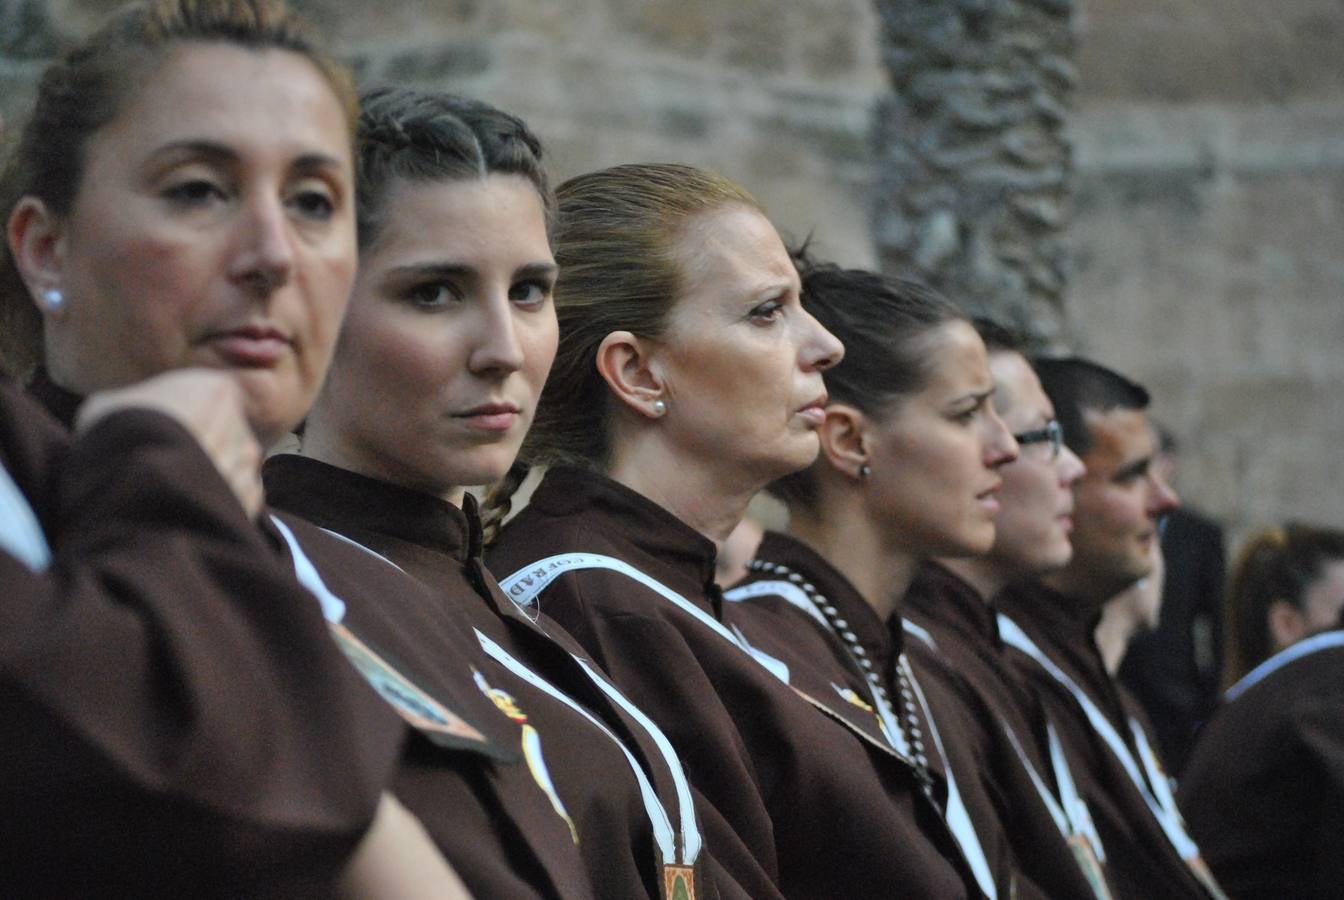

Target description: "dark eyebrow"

left=386, top=263, right=476, bottom=281
left=146, top=139, right=239, bottom=168
left=1112, top=456, right=1151, bottom=482
left=515, top=262, right=559, bottom=281
left=146, top=142, right=345, bottom=174
left=385, top=261, right=558, bottom=283
left=291, top=152, right=349, bottom=176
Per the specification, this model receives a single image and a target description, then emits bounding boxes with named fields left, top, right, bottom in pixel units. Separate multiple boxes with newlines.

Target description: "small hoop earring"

left=652, top=399, right=667, bottom=416
left=858, top=463, right=871, bottom=479
left=40, top=288, right=65, bottom=312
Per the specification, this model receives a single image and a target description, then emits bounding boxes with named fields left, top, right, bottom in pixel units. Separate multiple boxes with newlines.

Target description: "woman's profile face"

left=652, top=204, right=843, bottom=486
left=861, top=320, right=1018, bottom=559
left=32, top=42, right=356, bottom=445
left=314, top=174, right=557, bottom=502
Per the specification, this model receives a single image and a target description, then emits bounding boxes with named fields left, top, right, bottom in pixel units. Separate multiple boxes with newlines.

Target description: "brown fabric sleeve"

left=0, top=396, right=403, bottom=898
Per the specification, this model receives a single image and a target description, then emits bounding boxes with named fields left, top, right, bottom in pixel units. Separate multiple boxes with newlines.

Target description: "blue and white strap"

left=508, top=555, right=994, bottom=898
left=502, top=553, right=791, bottom=681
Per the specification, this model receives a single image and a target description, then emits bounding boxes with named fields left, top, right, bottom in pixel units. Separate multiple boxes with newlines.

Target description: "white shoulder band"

left=1225, top=629, right=1344, bottom=702
left=0, top=461, right=51, bottom=571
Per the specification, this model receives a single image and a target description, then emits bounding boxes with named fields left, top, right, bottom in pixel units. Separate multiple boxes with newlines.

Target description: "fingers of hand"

left=78, top=369, right=265, bottom=516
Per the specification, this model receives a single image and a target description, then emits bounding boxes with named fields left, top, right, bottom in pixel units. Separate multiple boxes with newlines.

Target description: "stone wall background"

left=872, top=0, right=1076, bottom=340
left=2, top=0, right=1341, bottom=545
left=1067, top=0, right=1344, bottom=547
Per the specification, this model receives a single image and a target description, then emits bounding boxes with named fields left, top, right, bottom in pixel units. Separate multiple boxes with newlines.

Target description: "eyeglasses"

left=1014, top=420, right=1063, bottom=460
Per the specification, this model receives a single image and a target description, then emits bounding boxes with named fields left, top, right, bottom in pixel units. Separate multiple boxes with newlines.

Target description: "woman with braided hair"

left=264, top=85, right=731, bottom=900
left=1178, top=523, right=1344, bottom=898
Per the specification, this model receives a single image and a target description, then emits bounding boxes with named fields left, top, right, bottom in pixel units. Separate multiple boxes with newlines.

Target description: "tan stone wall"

left=1067, top=0, right=1344, bottom=544
left=318, top=0, right=888, bottom=268
left=1, top=0, right=887, bottom=268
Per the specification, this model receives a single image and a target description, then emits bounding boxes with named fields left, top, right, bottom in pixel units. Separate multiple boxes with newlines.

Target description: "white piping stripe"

left=900, top=655, right=998, bottom=899
left=723, top=580, right=829, bottom=629
left=317, top=525, right=407, bottom=574
left=510, top=556, right=996, bottom=892
left=503, top=554, right=743, bottom=647
left=903, top=616, right=1104, bottom=865
left=1048, top=722, right=1106, bottom=863
left=503, top=554, right=793, bottom=683
left=475, top=629, right=684, bottom=865
left=997, top=613, right=1203, bottom=863
left=726, top=579, right=902, bottom=751
left=901, top=618, right=937, bottom=651
left=1001, top=719, right=1069, bottom=836
left=570, top=654, right=703, bottom=861
left=0, top=462, right=51, bottom=571
left=269, top=515, right=347, bottom=623
left=282, top=533, right=702, bottom=866
left=1225, top=629, right=1344, bottom=701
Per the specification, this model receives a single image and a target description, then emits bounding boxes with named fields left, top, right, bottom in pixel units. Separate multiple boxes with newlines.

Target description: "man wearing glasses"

left=996, top=357, right=1227, bottom=900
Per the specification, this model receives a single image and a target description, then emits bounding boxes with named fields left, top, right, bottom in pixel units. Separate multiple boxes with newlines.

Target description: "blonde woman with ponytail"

left=486, top=163, right=986, bottom=899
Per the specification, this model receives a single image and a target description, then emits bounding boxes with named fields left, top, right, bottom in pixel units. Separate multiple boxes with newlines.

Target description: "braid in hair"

left=354, top=85, right=554, bottom=252
left=482, top=460, right=532, bottom=545
left=347, top=85, right=556, bottom=529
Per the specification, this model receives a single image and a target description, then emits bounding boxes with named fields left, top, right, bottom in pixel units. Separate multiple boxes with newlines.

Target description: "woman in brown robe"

left=0, top=2, right=475, bottom=895
left=721, top=261, right=1094, bottom=899
left=263, top=85, right=725, bottom=900
left=485, top=163, right=982, bottom=898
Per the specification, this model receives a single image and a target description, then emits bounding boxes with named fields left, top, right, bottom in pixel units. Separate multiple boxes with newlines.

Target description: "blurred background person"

left=1096, top=543, right=1166, bottom=676
left=1220, top=523, right=1344, bottom=686
left=1179, top=522, right=1344, bottom=899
